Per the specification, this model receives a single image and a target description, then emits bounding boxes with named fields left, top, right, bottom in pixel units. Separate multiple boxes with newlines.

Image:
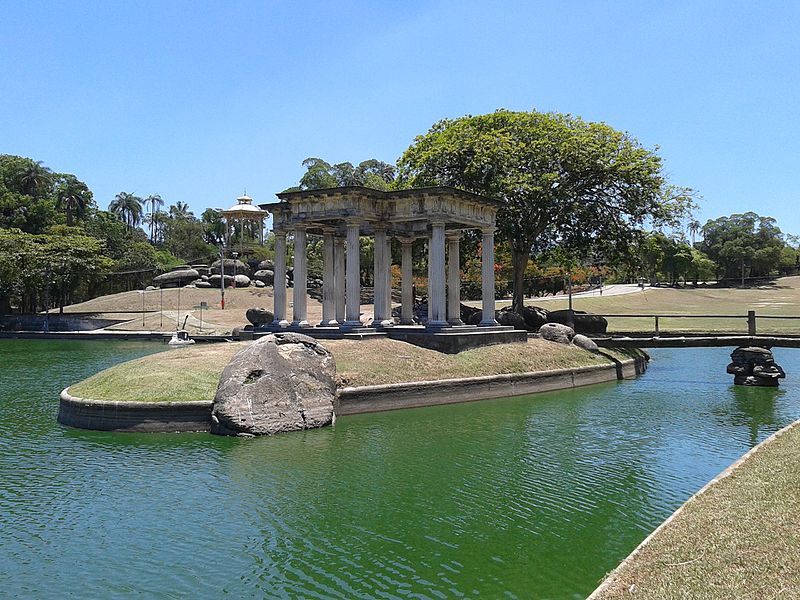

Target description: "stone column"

left=400, top=239, right=414, bottom=325
left=384, top=235, right=393, bottom=325
left=428, top=223, right=448, bottom=327
left=373, top=226, right=389, bottom=326
left=480, top=227, right=498, bottom=326
left=271, top=229, right=289, bottom=328
left=334, top=237, right=346, bottom=325
left=447, top=233, right=463, bottom=325
left=291, top=226, right=309, bottom=328
left=343, top=220, right=362, bottom=328
left=321, top=230, right=337, bottom=326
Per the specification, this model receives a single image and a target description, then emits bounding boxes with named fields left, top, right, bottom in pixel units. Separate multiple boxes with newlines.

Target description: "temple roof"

left=261, top=186, right=500, bottom=237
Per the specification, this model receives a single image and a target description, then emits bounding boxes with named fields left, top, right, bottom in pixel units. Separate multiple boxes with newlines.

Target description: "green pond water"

left=1, top=339, right=799, bottom=599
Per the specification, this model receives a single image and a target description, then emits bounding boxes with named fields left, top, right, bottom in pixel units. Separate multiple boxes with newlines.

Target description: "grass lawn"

left=67, top=337, right=630, bottom=402
left=591, top=421, right=800, bottom=599
left=524, top=276, right=800, bottom=334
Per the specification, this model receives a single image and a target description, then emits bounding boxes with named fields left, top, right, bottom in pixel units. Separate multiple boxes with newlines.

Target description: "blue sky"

left=1, top=1, right=798, bottom=234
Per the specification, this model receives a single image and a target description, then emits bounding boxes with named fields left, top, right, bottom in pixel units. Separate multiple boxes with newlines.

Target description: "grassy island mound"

left=68, top=338, right=628, bottom=403
left=592, top=421, right=800, bottom=599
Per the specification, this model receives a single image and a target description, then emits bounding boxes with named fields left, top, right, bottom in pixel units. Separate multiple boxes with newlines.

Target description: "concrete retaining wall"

left=58, top=350, right=648, bottom=432
left=58, top=389, right=212, bottom=433
left=337, top=350, right=648, bottom=415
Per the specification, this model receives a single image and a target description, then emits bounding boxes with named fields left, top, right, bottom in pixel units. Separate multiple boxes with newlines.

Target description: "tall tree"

left=293, top=157, right=396, bottom=191
left=398, top=110, right=695, bottom=311
left=144, top=194, right=164, bottom=242
left=201, top=208, right=225, bottom=245
left=109, top=192, right=144, bottom=229
left=168, top=201, right=193, bottom=220
left=700, top=212, right=786, bottom=283
left=55, top=174, right=93, bottom=226
left=15, top=159, right=53, bottom=198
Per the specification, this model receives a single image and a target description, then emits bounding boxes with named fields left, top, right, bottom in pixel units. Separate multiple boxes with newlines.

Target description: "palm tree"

left=16, top=160, right=53, bottom=198
left=168, top=201, right=193, bottom=220
left=56, top=175, right=92, bottom=226
left=144, top=194, right=164, bottom=242
left=687, top=219, right=702, bottom=246
left=145, top=210, right=169, bottom=244
left=109, top=192, right=144, bottom=229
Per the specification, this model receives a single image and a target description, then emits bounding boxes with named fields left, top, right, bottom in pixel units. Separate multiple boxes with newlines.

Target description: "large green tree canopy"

left=700, top=212, right=790, bottom=282
left=397, top=109, right=695, bottom=310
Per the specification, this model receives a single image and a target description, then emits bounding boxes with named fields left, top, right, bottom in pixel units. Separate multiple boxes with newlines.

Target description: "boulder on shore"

left=210, top=332, right=336, bottom=436
left=234, top=274, right=251, bottom=288
left=573, top=333, right=599, bottom=353
left=538, top=322, right=575, bottom=345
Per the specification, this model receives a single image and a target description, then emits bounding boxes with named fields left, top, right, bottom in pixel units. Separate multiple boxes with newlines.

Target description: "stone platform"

left=250, top=323, right=526, bottom=353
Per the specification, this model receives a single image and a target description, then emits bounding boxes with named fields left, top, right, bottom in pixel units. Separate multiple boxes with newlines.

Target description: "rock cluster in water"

left=211, top=332, right=336, bottom=436
left=726, top=346, right=785, bottom=387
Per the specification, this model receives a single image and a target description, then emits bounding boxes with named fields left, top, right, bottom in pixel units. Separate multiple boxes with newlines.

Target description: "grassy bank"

left=592, top=421, right=800, bottom=599
left=68, top=338, right=629, bottom=403
left=514, top=276, right=800, bottom=334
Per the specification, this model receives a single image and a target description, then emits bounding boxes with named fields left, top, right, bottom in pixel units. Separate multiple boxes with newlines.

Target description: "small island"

left=61, top=337, right=647, bottom=432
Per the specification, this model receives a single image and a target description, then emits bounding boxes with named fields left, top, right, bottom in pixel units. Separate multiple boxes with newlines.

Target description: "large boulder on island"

left=152, top=268, right=200, bottom=288
left=496, top=307, right=528, bottom=330
left=234, top=274, right=251, bottom=288
left=246, top=307, right=274, bottom=326
left=573, top=333, right=599, bottom=353
left=210, top=333, right=336, bottom=436
left=538, top=322, right=575, bottom=345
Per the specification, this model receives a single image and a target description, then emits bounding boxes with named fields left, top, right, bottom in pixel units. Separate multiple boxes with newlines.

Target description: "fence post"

left=747, top=310, right=756, bottom=336
left=654, top=315, right=660, bottom=336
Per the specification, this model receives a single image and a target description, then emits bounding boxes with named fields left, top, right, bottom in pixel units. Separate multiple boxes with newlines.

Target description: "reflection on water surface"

left=1, top=341, right=797, bottom=599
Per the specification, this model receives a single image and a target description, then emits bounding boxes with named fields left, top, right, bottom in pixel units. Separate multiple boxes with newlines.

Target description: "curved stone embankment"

left=58, top=350, right=648, bottom=432
left=58, top=389, right=213, bottom=433
left=338, top=350, right=647, bottom=415
left=587, top=418, right=800, bottom=599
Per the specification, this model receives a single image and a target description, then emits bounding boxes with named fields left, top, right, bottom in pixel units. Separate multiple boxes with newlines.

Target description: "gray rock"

left=210, top=258, right=250, bottom=276
left=234, top=274, right=251, bottom=288
left=145, top=285, right=157, bottom=291
left=538, top=322, right=575, bottom=344
left=519, top=305, right=549, bottom=330
left=252, top=269, right=275, bottom=285
left=196, top=281, right=212, bottom=288
left=573, top=334, right=599, bottom=353
left=246, top=307, right=274, bottom=326
left=254, top=280, right=265, bottom=288
left=208, top=274, right=235, bottom=287
left=257, top=260, right=275, bottom=271
left=153, top=268, right=200, bottom=288
left=497, top=308, right=527, bottom=330
left=727, top=346, right=785, bottom=386
left=547, top=309, right=608, bottom=334
left=200, top=274, right=209, bottom=281
left=210, top=333, right=336, bottom=436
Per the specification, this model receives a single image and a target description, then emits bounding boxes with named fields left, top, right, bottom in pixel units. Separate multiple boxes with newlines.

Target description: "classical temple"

left=257, top=186, right=525, bottom=350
